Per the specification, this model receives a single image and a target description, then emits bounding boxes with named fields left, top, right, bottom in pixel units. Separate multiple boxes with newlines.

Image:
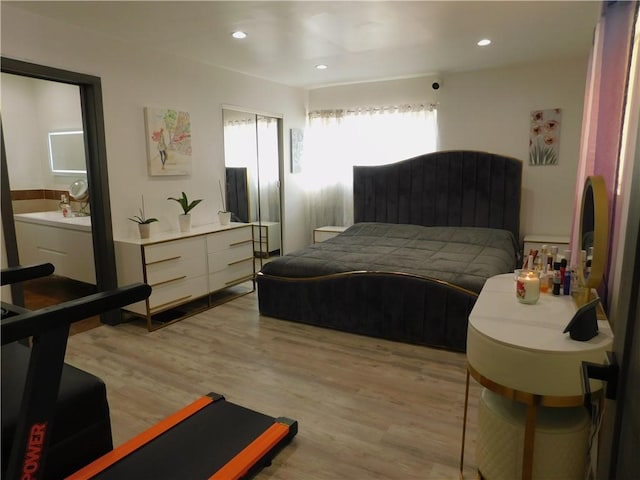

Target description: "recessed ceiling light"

left=477, top=39, right=491, bottom=47
left=232, top=31, right=247, bottom=39
left=315, top=64, right=328, bottom=70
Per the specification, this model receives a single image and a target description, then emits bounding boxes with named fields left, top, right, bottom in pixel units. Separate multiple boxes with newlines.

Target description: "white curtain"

left=256, top=116, right=280, bottom=222
left=300, top=104, right=438, bottom=229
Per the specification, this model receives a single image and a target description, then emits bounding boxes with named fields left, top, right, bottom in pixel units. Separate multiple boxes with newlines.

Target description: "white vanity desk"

left=462, top=273, right=613, bottom=480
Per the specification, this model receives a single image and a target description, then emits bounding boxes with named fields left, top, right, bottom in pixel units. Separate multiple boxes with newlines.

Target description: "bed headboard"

left=225, top=167, right=249, bottom=223
left=353, top=150, right=522, bottom=241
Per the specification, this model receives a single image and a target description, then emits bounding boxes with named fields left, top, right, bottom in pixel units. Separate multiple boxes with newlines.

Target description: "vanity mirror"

left=576, top=175, right=609, bottom=304
left=69, top=178, right=90, bottom=216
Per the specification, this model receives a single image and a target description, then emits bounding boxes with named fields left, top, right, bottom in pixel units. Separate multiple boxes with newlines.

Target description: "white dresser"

left=115, top=223, right=254, bottom=330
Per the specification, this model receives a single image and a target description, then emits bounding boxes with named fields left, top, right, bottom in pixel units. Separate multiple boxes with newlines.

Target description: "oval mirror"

left=69, top=178, right=90, bottom=216
left=69, top=178, right=88, bottom=201
left=579, top=175, right=608, bottom=289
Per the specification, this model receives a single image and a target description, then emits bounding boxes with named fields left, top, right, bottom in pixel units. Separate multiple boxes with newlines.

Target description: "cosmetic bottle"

left=540, top=245, right=549, bottom=272
left=552, top=262, right=562, bottom=296
left=563, top=266, right=572, bottom=295
left=560, top=258, right=567, bottom=294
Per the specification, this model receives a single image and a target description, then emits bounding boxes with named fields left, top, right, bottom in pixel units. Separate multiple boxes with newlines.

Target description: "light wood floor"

left=65, top=292, right=482, bottom=479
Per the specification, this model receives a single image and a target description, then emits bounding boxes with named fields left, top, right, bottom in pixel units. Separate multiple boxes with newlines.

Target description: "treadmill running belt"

left=89, top=398, right=280, bottom=479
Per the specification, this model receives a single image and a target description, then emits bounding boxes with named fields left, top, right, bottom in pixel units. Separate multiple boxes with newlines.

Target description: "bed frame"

left=257, top=150, right=522, bottom=351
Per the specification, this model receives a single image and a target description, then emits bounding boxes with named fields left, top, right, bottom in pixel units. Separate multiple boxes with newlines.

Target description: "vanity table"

left=461, top=273, right=613, bottom=480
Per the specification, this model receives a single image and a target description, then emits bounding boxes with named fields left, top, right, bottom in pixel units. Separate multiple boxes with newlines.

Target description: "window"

left=300, top=104, right=438, bottom=228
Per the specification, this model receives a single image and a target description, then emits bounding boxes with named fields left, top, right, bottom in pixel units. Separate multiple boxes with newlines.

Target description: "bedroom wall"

left=308, top=56, right=590, bottom=243
left=0, top=5, right=309, bottom=251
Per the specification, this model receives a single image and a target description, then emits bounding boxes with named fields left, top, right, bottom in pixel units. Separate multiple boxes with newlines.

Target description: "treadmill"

left=1, top=263, right=297, bottom=480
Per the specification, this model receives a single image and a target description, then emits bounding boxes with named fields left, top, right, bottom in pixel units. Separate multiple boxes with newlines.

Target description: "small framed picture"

left=290, top=128, right=304, bottom=174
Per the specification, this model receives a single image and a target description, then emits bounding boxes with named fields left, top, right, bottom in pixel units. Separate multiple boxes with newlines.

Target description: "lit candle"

left=516, top=270, right=540, bottom=304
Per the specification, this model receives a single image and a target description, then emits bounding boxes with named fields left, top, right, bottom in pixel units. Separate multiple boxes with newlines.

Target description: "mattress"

left=260, top=222, right=519, bottom=293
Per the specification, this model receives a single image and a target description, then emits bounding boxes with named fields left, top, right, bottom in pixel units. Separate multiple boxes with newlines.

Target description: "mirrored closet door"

left=222, top=108, right=282, bottom=269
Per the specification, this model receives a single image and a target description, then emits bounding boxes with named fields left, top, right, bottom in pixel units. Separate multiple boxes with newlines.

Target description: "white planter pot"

left=218, top=211, right=231, bottom=226
left=138, top=223, right=151, bottom=239
left=179, top=214, right=191, bottom=232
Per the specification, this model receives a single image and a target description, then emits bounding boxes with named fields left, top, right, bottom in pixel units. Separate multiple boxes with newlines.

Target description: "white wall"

left=309, top=57, right=590, bottom=242
left=2, top=74, right=86, bottom=192
left=1, top=5, right=308, bottom=250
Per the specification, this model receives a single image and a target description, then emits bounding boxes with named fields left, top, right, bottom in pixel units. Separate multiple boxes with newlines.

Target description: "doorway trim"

left=1, top=57, right=119, bottom=324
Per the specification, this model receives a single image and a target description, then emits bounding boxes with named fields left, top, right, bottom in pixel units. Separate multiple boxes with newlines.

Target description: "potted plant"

left=218, top=180, right=231, bottom=226
left=128, top=195, right=158, bottom=239
left=167, top=191, right=202, bottom=232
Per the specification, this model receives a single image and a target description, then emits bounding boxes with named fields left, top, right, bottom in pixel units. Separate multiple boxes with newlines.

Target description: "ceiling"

left=7, top=1, right=601, bottom=89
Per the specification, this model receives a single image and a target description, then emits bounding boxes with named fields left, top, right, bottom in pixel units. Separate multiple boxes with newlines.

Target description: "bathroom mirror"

left=48, top=130, right=87, bottom=174
left=579, top=175, right=609, bottom=290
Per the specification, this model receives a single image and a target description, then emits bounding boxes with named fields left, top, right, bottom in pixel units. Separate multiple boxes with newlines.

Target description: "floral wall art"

left=144, top=106, right=192, bottom=176
left=529, top=108, right=561, bottom=166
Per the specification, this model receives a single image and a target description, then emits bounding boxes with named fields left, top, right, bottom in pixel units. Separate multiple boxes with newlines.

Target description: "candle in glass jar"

left=516, top=270, right=540, bottom=304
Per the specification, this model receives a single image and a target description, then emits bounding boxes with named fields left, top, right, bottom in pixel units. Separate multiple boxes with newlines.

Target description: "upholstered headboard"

left=225, top=167, right=249, bottom=223
left=353, top=150, right=522, bottom=242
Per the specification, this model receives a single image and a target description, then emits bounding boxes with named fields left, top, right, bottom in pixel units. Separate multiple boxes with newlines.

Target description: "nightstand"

left=523, top=234, right=570, bottom=256
left=313, top=225, right=348, bottom=243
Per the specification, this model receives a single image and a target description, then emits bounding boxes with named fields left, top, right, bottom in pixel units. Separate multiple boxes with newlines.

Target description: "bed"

left=257, top=150, right=522, bottom=351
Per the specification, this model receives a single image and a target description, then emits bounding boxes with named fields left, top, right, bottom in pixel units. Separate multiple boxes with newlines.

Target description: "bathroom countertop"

left=14, top=211, right=92, bottom=233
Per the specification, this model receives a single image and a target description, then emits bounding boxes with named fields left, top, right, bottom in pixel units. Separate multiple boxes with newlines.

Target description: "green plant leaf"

left=128, top=207, right=159, bottom=224
left=167, top=191, right=202, bottom=214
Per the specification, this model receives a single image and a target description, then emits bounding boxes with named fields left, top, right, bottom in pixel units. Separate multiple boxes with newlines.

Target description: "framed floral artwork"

left=529, top=108, right=561, bottom=166
left=144, top=107, right=192, bottom=176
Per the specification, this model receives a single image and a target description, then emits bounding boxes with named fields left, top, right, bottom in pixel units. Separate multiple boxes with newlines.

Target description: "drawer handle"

left=230, top=239, right=252, bottom=247
left=150, top=295, right=192, bottom=312
left=150, top=275, right=187, bottom=287
left=228, top=257, right=253, bottom=266
left=36, top=246, right=66, bottom=256
left=225, top=274, right=254, bottom=286
left=147, top=255, right=181, bottom=266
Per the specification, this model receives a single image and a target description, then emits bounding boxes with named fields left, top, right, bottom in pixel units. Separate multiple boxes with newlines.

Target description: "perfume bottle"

left=59, top=194, right=71, bottom=217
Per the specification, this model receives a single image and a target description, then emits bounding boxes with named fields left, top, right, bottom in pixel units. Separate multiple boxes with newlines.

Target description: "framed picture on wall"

left=529, top=108, right=561, bottom=166
left=144, top=106, right=192, bottom=176
left=290, top=128, right=304, bottom=174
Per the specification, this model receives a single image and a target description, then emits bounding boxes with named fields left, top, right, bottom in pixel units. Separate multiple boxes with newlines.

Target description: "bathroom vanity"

left=13, top=211, right=95, bottom=284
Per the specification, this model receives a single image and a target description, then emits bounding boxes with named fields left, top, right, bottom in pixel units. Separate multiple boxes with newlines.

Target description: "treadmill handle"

left=1, top=283, right=152, bottom=344
left=1, top=262, right=55, bottom=286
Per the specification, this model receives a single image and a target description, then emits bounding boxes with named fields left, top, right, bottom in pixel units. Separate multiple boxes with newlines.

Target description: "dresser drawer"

left=144, top=236, right=205, bottom=265
left=145, top=254, right=207, bottom=286
left=208, top=242, right=253, bottom=274
left=209, top=258, right=254, bottom=292
left=206, top=226, right=252, bottom=253
left=148, top=275, right=208, bottom=313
